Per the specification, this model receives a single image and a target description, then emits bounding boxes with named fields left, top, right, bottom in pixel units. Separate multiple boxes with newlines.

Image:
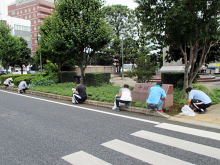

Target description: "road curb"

left=0, top=86, right=170, bottom=118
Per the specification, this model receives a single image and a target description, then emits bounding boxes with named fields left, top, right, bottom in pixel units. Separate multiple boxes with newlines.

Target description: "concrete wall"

left=74, top=65, right=116, bottom=75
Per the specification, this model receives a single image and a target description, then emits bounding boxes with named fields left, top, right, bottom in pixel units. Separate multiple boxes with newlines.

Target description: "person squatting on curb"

left=4, top=77, right=13, bottom=87
left=72, top=81, right=87, bottom=104
left=185, top=87, right=212, bottom=114
left=18, top=79, right=29, bottom=93
left=146, top=82, right=167, bottom=112
left=114, top=84, right=132, bottom=111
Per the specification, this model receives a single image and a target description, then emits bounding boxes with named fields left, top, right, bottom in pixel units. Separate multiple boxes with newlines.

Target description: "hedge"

left=0, top=74, right=42, bottom=85
left=58, top=71, right=77, bottom=83
left=161, top=72, right=184, bottom=88
left=14, top=76, right=35, bottom=86
left=85, top=72, right=111, bottom=87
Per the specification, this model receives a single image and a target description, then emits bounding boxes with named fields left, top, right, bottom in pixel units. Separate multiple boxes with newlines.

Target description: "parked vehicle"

left=0, top=71, right=7, bottom=75
left=27, top=70, right=37, bottom=74
left=12, top=70, right=27, bottom=74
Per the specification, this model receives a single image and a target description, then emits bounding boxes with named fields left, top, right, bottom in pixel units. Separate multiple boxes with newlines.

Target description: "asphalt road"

left=1, top=89, right=220, bottom=165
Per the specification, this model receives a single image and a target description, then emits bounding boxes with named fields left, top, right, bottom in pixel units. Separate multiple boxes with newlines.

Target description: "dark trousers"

left=115, top=96, right=131, bottom=107
left=19, top=87, right=28, bottom=93
left=191, top=99, right=211, bottom=112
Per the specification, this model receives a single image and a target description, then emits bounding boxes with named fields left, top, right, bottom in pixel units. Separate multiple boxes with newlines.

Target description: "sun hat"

left=8, top=77, right=13, bottom=81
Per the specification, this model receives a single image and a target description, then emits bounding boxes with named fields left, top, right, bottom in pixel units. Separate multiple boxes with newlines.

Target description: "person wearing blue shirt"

left=146, top=82, right=167, bottom=112
left=185, top=87, right=212, bottom=114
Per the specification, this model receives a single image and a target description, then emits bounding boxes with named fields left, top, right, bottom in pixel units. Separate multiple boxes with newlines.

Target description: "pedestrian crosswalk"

left=62, top=123, right=220, bottom=165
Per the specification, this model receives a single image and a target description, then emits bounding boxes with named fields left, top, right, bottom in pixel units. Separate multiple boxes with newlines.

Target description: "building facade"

left=8, top=0, right=55, bottom=56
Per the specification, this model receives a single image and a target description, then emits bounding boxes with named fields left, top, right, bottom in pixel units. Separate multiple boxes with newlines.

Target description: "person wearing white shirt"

left=114, top=84, right=132, bottom=111
left=18, top=79, right=29, bottom=93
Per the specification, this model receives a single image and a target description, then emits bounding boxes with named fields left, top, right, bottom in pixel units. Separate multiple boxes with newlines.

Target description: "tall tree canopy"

left=0, top=22, right=20, bottom=73
left=103, top=5, right=135, bottom=71
left=135, top=0, right=220, bottom=98
left=40, top=0, right=112, bottom=84
left=11, top=37, right=31, bottom=74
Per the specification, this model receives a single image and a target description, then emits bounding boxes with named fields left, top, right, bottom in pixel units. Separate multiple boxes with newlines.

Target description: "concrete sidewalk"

left=110, top=76, right=220, bottom=128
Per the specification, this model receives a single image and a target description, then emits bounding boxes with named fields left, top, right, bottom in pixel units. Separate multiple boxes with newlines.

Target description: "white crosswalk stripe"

left=101, top=139, right=193, bottom=165
left=62, top=124, right=220, bottom=164
left=132, top=130, right=220, bottom=159
left=155, top=123, right=220, bottom=141
left=61, top=151, right=111, bottom=165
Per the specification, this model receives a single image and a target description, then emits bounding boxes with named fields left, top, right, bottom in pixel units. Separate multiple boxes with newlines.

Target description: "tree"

left=103, top=5, right=136, bottom=72
left=11, top=37, right=31, bottom=74
left=0, top=22, right=20, bottom=74
left=39, top=15, right=71, bottom=72
left=44, top=0, right=112, bottom=84
left=129, top=54, right=158, bottom=83
left=135, top=0, right=220, bottom=98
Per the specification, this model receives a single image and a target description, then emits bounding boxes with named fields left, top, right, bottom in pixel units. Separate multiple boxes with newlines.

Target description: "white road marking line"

left=155, top=123, right=220, bottom=141
left=0, top=90, right=160, bottom=124
left=132, top=130, right=220, bottom=159
left=101, top=139, right=193, bottom=165
left=62, top=151, right=111, bottom=165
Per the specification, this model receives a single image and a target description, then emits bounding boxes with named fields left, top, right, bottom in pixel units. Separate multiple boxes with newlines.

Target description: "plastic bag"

left=180, top=105, right=196, bottom=116
left=112, top=95, right=125, bottom=110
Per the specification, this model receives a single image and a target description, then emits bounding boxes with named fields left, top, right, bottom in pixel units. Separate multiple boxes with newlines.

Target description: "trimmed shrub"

left=85, top=72, right=111, bottom=87
left=135, top=101, right=143, bottom=107
left=58, top=71, right=77, bottom=83
left=14, top=76, right=34, bottom=86
left=0, top=74, right=39, bottom=85
left=141, top=102, right=147, bottom=108
left=161, top=72, right=184, bottom=88
left=99, top=97, right=107, bottom=102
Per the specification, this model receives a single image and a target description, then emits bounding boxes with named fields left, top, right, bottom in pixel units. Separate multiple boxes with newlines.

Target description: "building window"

left=17, top=11, right=19, bottom=15
left=25, top=9, right=27, bottom=13
left=29, top=15, right=31, bottom=18
left=38, top=19, right=40, bottom=22
left=25, top=16, right=27, bottom=19
left=37, top=6, right=39, bottom=9
left=35, top=40, right=37, bottom=43
left=20, top=17, right=23, bottom=19
left=37, top=13, right=39, bottom=16
left=33, top=14, right=36, bottom=17
left=33, top=7, right=36, bottom=10
left=34, top=20, right=36, bottom=24
left=38, top=26, right=40, bottom=29
left=34, top=27, right=36, bottom=30
left=20, top=10, right=22, bottom=14
left=28, top=8, right=31, bottom=12
left=12, top=11, right=15, bottom=15
left=34, top=33, right=37, bottom=36
left=14, top=25, right=17, bottom=30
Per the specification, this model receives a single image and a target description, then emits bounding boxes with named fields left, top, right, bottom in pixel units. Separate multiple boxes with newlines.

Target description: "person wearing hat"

left=146, top=82, right=167, bottom=112
left=4, top=77, right=13, bottom=87
left=18, top=79, right=29, bottom=93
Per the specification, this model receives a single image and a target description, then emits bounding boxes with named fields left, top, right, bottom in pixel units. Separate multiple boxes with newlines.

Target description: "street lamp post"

left=37, top=35, right=42, bottom=73
left=121, top=34, right=124, bottom=80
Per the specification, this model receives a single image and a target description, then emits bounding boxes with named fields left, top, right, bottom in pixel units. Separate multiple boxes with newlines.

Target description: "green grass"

left=29, top=82, right=122, bottom=102
left=28, top=82, right=220, bottom=107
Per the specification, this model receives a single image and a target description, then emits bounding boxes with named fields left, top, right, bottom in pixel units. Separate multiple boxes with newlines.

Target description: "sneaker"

left=198, top=109, right=207, bottom=114
left=126, top=103, right=131, bottom=108
left=157, top=109, right=163, bottom=112
left=18, top=90, right=20, bottom=93
left=194, top=109, right=200, bottom=113
left=115, top=108, right=120, bottom=111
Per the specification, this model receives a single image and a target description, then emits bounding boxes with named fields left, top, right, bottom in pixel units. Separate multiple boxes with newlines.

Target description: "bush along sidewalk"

left=0, top=85, right=169, bottom=118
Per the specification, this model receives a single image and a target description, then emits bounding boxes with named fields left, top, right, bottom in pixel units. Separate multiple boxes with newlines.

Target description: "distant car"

left=28, top=70, right=37, bottom=74
left=0, top=71, right=6, bottom=75
left=12, top=70, right=27, bottom=74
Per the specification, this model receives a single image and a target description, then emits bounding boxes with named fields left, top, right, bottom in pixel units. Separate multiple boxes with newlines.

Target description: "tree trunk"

left=20, top=65, right=23, bottom=74
left=79, top=66, right=85, bottom=85
left=57, top=61, right=61, bottom=72
left=4, top=62, right=9, bottom=74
